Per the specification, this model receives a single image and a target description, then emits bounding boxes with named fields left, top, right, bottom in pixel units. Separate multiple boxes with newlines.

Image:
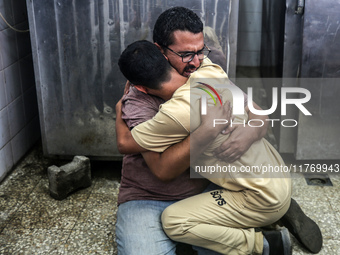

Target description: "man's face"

left=163, top=30, right=205, bottom=77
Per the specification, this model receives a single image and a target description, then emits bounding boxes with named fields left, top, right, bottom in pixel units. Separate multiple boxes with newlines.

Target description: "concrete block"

left=48, top=156, right=91, bottom=200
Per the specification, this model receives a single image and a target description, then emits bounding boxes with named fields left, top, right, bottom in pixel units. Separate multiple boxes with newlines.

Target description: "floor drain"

left=304, top=174, right=333, bottom=186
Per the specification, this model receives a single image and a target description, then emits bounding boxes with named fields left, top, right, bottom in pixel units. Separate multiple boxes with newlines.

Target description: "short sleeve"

left=121, top=87, right=164, bottom=129
left=131, top=109, right=189, bottom=153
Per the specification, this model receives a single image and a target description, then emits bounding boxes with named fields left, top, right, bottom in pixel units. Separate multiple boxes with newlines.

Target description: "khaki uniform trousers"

left=162, top=188, right=291, bottom=255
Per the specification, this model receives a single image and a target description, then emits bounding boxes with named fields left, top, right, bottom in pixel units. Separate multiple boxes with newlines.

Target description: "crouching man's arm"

left=214, top=101, right=269, bottom=162
left=115, top=98, right=146, bottom=154
left=141, top=102, right=232, bottom=181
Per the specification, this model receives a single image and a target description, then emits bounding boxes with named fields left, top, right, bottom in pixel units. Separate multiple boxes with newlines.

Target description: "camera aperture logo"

left=196, top=82, right=312, bottom=128
left=196, top=82, right=223, bottom=108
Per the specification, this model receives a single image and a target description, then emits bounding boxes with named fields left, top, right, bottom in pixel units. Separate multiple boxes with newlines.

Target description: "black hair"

left=153, top=6, right=203, bottom=47
left=118, top=40, right=172, bottom=90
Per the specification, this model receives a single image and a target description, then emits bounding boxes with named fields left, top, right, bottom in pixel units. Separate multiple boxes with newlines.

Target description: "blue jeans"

left=116, top=188, right=222, bottom=255
left=116, top=200, right=176, bottom=255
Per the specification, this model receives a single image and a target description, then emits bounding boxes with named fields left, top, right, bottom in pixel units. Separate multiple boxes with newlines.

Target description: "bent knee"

left=161, top=205, right=186, bottom=240
left=161, top=206, right=176, bottom=233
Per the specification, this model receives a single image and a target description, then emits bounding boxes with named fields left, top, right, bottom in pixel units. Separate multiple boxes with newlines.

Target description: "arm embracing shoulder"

left=115, top=99, right=146, bottom=154
left=131, top=109, right=189, bottom=153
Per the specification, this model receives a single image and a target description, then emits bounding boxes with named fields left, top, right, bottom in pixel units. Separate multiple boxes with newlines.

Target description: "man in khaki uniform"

left=116, top=7, right=322, bottom=255
left=118, top=40, right=292, bottom=254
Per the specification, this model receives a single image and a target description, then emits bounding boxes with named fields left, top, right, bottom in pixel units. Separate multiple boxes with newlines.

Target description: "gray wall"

left=0, top=0, right=40, bottom=182
left=237, top=0, right=263, bottom=66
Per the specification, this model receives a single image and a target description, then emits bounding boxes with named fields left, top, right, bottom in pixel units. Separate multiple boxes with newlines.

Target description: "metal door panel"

left=27, top=0, right=239, bottom=159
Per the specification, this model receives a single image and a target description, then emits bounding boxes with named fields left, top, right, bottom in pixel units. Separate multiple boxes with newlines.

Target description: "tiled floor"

left=290, top=174, right=340, bottom=255
left=0, top=144, right=339, bottom=254
left=0, top=146, right=121, bottom=254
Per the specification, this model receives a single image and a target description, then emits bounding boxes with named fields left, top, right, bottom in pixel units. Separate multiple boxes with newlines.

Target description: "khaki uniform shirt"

left=131, top=59, right=291, bottom=211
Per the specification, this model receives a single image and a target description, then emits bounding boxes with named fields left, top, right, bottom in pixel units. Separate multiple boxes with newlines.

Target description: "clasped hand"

left=200, top=102, right=260, bottom=163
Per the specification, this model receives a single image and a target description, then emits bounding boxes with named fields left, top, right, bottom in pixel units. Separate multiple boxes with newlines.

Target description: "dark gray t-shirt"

left=117, top=87, right=209, bottom=205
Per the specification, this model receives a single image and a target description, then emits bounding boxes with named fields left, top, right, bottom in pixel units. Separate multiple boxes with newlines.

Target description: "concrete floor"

left=0, top=144, right=339, bottom=254
left=0, top=146, right=121, bottom=254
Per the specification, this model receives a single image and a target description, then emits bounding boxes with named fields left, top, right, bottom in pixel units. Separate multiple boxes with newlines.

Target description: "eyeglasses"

left=162, top=44, right=211, bottom=63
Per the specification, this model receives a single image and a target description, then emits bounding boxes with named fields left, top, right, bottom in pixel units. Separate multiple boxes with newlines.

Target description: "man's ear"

left=154, top=42, right=163, bottom=52
left=134, top=85, right=148, bottom=94
left=154, top=43, right=168, bottom=61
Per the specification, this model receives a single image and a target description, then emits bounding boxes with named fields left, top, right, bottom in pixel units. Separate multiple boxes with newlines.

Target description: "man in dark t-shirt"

left=115, top=86, right=211, bottom=255
left=118, top=86, right=209, bottom=206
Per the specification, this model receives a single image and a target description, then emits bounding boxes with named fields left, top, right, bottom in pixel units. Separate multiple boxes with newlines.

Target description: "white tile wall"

left=0, top=108, right=10, bottom=148
left=237, top=0, right=263, bottom=67
left=0, top=1, right=14, bottom=31
left=0, top=143, right=13, bottom=179
left=0, top=0, right=40, bottom=182
left=0, top=71, right=7, bottom=110
left=0, top=28, right=19, bottom=68
left=8, top=96, right=26, bottom=137
left=4, top=62, right=22, bottom=102
left=11, top=123, right=29, bottom=164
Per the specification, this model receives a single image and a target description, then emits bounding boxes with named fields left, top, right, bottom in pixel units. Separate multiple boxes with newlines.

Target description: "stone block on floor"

left=47, top=156, right=91, bottom=200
